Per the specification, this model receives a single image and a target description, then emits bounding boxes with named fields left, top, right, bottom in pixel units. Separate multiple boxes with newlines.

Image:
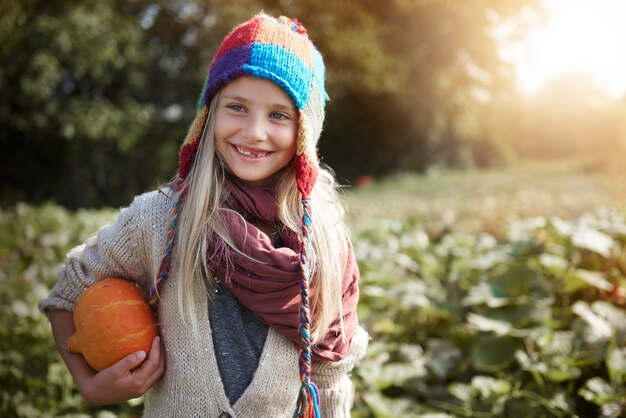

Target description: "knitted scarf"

left=208, top=178, right=359, bottom=361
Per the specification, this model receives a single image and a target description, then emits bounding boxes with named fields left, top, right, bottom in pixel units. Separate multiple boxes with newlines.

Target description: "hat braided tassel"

left=149, top=177, right=186, bottom=306
left=294, top=154, right=321, bottom=418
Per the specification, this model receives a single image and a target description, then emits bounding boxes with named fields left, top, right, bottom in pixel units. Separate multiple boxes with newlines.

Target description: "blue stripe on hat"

left=249, top=42, right=313, bottom=109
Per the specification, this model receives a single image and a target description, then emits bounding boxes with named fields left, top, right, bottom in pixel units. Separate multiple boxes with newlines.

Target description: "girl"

left=39, top=12, right=368, bottom=418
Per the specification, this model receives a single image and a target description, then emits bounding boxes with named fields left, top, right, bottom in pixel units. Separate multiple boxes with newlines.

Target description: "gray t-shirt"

left=209, top=282, right=269, bottom=405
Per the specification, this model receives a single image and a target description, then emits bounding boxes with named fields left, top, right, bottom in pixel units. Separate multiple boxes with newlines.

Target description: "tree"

left=1, top=0, right=153, bottom=207
left=1, top=0, right=542, bottom=207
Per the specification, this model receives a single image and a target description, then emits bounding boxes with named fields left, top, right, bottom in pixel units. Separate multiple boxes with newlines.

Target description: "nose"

left=242, top=113, right=268, bottom=143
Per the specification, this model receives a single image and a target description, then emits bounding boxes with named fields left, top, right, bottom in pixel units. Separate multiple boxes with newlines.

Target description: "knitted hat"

left=177, top=13, right=328, bottom=195
left=150, top=13, right=328, bottom=418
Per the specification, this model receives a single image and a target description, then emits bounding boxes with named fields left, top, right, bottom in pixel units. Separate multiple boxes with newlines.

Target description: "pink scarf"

left=208, top=178, right=359, bottom=362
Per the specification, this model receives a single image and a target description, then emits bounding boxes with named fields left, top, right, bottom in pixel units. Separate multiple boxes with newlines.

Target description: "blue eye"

left=271, top=112, right=289, bottom=120
left=227, top=104, right=245, bottom=112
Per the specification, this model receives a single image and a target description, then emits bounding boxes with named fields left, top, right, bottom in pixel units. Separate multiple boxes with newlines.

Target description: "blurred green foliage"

left=351, top=213, right=626, bottom=417
left=1, top=0, right=545, bottom=208
left=0, top=203, right=143, bottom=417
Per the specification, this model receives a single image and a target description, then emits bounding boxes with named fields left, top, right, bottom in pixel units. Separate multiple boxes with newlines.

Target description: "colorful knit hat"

left=177, top=13, right=327, bottom=191
left=149, top=13, right=328, bottom=418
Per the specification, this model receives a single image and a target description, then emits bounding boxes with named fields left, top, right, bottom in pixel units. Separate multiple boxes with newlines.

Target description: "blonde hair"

left=174, top=92, right=349, bottom=343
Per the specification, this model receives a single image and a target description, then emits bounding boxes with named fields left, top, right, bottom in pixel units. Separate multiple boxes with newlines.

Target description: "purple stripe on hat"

left=205, top=44, right=253, bottom=103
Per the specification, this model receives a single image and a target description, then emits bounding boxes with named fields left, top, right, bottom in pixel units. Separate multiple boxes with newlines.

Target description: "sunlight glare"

left=503, top=0, right=626, bottom=98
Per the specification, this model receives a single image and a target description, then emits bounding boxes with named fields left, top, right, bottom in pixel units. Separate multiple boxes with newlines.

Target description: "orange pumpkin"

left=66, top=278, right=158, bottom=371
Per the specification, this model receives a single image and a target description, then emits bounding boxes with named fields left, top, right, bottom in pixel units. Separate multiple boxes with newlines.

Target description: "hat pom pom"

left=290, top=18, right=307, bottom=35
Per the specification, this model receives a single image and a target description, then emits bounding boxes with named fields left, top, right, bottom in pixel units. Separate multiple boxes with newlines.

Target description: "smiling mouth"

left=234, top=145, right=270, bottom=158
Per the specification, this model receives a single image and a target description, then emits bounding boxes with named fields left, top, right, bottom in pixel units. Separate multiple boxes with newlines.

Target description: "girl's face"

left=215, top=76, right=298, bottom=187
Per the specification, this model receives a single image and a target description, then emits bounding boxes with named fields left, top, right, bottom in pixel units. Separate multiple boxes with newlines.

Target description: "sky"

left=501, top=0, right=626, bottom=99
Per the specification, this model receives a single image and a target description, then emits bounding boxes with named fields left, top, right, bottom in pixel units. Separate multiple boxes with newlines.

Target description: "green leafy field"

left=347, top=160, right=626, bottom=417
left=350, top=210, right=626, bottom=417
left=3, top=160, right=626, bottom=417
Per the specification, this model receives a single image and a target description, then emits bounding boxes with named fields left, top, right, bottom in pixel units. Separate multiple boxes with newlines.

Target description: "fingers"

left=108, top=350, right=147, bottom=378
left=132, top=336, right=165, bottom=383
left=141, top=336, right=162, bottom=373
left=81, top=337, right=165, bottom=404
left=142, top=336, right=166, bottom=387
left=86, top=350, right=148, bottom=403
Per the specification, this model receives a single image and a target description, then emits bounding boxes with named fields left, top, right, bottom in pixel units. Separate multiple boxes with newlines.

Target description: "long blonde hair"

left=174, top=93, right=349, bottom=343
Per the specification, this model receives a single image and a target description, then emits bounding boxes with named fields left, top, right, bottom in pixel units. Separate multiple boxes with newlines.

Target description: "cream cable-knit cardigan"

left=39, top=190, right=368, bottom=417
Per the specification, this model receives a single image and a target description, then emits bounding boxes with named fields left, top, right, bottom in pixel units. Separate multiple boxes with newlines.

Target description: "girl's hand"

left=79, top=336, right=166, bottom=405
left=48, top=309, right=166, bottom=405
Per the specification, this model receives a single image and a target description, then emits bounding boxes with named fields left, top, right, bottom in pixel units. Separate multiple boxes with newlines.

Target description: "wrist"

left=73, top=366, right=104, bottom=405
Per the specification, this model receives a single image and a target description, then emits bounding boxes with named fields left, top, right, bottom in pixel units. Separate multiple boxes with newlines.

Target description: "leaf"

left=467, top=313, right=513, bottom=336
left=449, top=376, right=512, bottom=416
left=572, top=227, right=614, bottom=257
left=470, top=375, right=512, bottom=399
left=448, top=382, right=472, bottom=402
left=399, top=281, right=433, bottom=309
left=462, top=282, right=509, bottom=308
left=544, top=366, right=582, bottom=383
left=590, top=301, right=626, bottom=333
left=514, top=343, right=582, bottom=383
left=578, top=377, right=618, bottom=405
left=572, top=301, right=613, bottom=341
left=534, top=330, right=575, bottom=356
left=549, top=217, right=574, bottom=239
left=481, top=303, right=552, bottom=329
left=514, top=349, right=533, bottom=370
left=379, top=363, right=428, bottom=386
left=362, top=391, right=422, bottom=418
left=426, top=340, right=462, bottom=379
left=539, top=253, right=569, bottom=277
left=469, top=251, right=509, bottom=270
left=471, top=335, right=520, bottom=372
left=548, top=391, right=571, bottom=413
left=606, top=345, right=626, bottom=385
left=358, top=348, right=428, bottom=390
left=492, top=264, right=544, bottom=298
left=563, top=269, right=613, bottom=293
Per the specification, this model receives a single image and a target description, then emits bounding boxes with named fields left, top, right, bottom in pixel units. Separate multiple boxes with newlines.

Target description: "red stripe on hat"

left=212, top=17, right=262, bottom=64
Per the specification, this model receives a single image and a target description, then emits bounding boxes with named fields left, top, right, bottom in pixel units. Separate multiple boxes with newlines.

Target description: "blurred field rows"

left=344, top=159, right=626, bottom=237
